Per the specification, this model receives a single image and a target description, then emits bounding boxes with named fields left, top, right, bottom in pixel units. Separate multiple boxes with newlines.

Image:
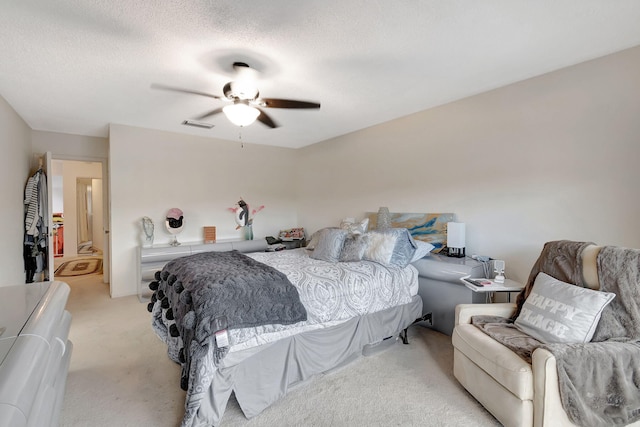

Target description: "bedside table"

left=411, top=254, right=487, bottom=336
left=282, top=239, right=306, bottom=249
left=460, top=277, right=524, bottom=302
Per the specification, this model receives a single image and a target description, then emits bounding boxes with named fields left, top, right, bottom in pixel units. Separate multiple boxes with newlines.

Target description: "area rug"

left=55, top=257, right=103, bottom=277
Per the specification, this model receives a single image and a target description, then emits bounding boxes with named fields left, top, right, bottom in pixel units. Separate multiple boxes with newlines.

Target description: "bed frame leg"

left=400, top=313, right=433, bottom=345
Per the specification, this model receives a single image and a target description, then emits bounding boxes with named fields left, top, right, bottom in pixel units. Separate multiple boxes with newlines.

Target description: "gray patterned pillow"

left=339, top=233, right=371, bottom=262
left=306, top=227, right=337, bottom=250
left=310, top=228, right=348, bottom=262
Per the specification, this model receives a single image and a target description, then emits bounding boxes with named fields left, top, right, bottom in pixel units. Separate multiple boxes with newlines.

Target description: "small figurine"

left=228, top=198, right=264, bottom=240
left=141, top=216, right=154, bottom=247
left=236, top=199, right=250, bottom=227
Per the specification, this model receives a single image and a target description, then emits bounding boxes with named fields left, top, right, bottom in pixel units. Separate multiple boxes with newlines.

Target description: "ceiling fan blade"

left=256, top=109, right=279, bottom=128
left=194, top=107, right=224, bottom=120
left=259, top=98, right=321, bottom=109
left=151, top=83, right=222, bottom=100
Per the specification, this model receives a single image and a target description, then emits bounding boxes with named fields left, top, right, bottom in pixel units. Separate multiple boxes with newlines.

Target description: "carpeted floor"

left=60, top=274, right=501, bottom=427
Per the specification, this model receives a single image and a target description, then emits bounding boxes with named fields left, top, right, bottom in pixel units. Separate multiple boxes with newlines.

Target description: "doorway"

left=51, top=159, right=108, bottom=285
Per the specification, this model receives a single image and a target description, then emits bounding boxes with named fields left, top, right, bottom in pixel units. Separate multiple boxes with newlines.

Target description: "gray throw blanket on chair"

left=474, top=241, right=640, bottom=427
left=544, top=245, right=640, bottom=427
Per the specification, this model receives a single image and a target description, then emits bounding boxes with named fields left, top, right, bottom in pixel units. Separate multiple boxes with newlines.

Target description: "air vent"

left=182, top=120, right=214, bottom=129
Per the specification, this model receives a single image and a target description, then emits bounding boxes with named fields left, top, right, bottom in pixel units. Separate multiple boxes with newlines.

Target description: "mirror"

left=77, top=178, right=93, bottom=254
left=165, top=208, right=184, bottom=246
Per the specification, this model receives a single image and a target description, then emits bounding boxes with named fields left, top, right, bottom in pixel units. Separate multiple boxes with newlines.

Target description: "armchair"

left=452, top=241, right=640, bottom=427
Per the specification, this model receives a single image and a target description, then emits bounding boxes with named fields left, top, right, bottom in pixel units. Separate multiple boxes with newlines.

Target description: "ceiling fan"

left=152, top=62, right=320, bottom=128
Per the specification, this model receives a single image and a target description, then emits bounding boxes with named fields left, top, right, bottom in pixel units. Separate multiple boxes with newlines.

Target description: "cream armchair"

left=452, top=243, right=640, bottom=427
left=453, top=303, right=575, bottom=427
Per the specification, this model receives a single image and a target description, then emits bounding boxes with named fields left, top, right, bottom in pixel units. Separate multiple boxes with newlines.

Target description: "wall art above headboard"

left=366, top=212, right=454, bottom=253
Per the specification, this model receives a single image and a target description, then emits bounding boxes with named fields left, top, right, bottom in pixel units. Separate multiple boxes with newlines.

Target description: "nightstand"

left=281, top=239, right=306, bottom=249
left=460, top=277, right=524, bottom=302
left=411, top=254, right=488, bottom=335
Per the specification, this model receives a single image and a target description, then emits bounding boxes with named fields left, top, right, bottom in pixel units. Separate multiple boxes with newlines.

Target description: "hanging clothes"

left=24, top=168, right=48, bottom=283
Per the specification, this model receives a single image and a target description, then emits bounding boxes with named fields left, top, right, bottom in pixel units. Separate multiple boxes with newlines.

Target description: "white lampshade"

left=223, top=103, right=260, bottom=127
left=447, top=222, right=465, bottom=249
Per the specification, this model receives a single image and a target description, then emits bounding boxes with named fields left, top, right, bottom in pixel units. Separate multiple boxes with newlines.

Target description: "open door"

left=101, top=167, right=110, bottom=285
left=45, top=152, right=54, bottom=281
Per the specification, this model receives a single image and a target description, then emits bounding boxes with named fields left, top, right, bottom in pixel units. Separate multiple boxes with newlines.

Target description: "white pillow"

left=514, top=272, right=615, bottom=343
left=410, top=240, right=435, bottom=262
left=363, top=232, right=396, bottom=265
left=340, top=217, right=369, bottom=235
left=362, top=228, right=416, bottom=267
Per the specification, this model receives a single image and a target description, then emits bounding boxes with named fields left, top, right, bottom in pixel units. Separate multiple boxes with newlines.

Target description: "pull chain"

left=239, top=129, right=244, bottom=148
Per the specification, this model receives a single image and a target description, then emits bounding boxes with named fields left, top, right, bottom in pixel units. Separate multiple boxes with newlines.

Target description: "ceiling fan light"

left=223, top=103, right=260, bottom=127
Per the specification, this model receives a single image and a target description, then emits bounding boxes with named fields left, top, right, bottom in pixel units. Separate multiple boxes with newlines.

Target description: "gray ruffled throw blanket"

left=473, top=240, right=640, bottom=427
left=150, top=250, right=307, bottom=426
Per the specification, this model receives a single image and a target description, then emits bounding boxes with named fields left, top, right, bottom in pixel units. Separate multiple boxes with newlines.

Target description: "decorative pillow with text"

left=514, top=272, right=615, bottom=343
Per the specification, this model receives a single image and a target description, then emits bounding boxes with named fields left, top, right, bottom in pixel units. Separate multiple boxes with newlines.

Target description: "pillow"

left=340, top=217, right=369, bottom=235
left=363, top=228, right=417, bottom=268
left=410, top=240, right=435, bottom=262
left=363, top=232, right=396, bottom=265
left=339, top=233, right=371, bottom=262
left=306, top=227, right=336, bottom=250
left=514, top=272, right=616, bottom=343
left=310, top=228, right=348, bottom=262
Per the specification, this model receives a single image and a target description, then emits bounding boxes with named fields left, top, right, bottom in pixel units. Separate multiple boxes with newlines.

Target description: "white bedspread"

left=156, top=248, right=418, bottom=364
left=226, top=248, right=419, bottom=354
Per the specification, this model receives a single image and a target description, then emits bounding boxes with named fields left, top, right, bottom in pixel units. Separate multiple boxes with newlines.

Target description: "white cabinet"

left=0, top=281, right=72, bottom=427
left=137, top=240, right=269, bottom=302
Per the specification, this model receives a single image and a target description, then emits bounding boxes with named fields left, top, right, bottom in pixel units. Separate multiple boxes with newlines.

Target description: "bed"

left=149, top=228, right=424, bottom=427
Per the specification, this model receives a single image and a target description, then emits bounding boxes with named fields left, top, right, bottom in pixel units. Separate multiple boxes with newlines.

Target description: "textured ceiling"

left=1, top=1, right=640, bottom=149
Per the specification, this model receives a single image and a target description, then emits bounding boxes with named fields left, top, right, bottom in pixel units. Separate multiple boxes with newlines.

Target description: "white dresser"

left=0, top=281, right=72, bottom=427
left=138, top=239, right=269, bottom=302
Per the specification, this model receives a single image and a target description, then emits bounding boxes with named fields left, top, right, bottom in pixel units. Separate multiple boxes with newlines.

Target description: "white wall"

left=109, top=124, right=299, bottom=297
left=297, top=46, right=640, bottom=284
left=0, top=95, right=33, bottom=285
left=32, top=131, right=108, bottom=159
